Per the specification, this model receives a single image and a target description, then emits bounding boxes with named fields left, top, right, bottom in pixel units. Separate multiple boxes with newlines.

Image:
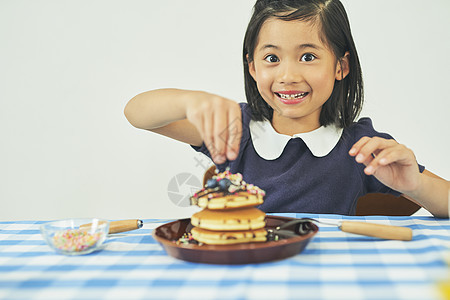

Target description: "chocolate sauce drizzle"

left=190, top=178, right=247, bottom=206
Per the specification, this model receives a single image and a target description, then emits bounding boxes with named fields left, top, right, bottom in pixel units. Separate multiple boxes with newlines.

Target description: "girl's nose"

left=277, top=62, right=302, bottom=85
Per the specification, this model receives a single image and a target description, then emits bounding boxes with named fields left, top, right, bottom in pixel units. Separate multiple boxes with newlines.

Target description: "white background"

left=1, top=0, right=449, bottom=221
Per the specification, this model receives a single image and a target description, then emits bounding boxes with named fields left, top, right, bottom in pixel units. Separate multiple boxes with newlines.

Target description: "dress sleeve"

left=351, top=118, right=425, bottom=196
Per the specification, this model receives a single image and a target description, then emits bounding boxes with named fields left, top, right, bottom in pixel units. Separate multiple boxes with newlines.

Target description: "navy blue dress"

left=193, top=103, right=424, bottom=215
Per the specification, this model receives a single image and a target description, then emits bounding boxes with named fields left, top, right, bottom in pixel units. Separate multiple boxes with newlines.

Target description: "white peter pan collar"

left=249, top=119, right=343, bottom=160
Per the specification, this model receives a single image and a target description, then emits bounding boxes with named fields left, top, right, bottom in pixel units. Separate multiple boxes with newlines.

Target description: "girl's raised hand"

left=185, top=92, right=242, bottom=164
left=349, top=137, right=422, bottom=194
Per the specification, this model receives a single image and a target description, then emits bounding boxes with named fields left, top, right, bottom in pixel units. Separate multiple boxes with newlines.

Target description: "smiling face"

left=248, top=18, right=348, bottom=134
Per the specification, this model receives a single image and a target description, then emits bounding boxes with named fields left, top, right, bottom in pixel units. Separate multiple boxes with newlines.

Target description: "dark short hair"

left=243, top=0, right=363, bottom=128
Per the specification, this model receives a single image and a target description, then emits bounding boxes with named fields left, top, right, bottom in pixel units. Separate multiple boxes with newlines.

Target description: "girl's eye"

left=264, top=54, right=279, bottom=63
left=301, top=53, right=316, bottom=62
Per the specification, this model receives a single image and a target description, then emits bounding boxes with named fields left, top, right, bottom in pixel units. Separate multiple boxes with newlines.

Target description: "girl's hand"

left=185, top=92, right=242, bottom=164
left=349, top=137, right=421, bottom=194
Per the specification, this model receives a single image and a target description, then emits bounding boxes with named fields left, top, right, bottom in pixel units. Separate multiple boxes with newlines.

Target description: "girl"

left=124, top=0, right=449, bottom=217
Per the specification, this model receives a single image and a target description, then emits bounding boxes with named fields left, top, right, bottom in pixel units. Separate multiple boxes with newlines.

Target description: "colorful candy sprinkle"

left=192, top=169, right=265, bottom=201
left=176, top=233, right=202, bottom=245
left=52, top=229, right=102, bottom=252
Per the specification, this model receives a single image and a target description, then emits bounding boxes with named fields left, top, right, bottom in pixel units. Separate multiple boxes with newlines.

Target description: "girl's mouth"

left=275, top=91, right=309, bottom=104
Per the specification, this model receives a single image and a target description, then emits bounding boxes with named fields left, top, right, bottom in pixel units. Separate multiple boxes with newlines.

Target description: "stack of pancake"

left=189, top=170, right=267, bottom=245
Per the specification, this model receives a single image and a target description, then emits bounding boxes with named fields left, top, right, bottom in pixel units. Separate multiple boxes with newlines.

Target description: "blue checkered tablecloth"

left=1, top=213, right=450, bottom=300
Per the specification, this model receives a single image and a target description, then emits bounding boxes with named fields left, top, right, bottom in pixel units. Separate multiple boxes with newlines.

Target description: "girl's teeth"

left=278, top=92, right=307, bottom=99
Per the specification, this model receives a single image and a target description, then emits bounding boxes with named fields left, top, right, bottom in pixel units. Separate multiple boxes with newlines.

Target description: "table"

left=1, top=213, right=450, bottom=300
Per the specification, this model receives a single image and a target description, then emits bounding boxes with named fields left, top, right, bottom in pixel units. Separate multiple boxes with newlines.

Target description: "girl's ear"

left=247, top=54, right=257, bottom=80
left=335, top=51, right=350, bottom=81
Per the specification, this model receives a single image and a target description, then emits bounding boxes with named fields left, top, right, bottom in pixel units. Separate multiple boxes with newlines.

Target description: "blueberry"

left=218, top=178, right=232, bottom=191
left=206, top=178, right=218, bottom=189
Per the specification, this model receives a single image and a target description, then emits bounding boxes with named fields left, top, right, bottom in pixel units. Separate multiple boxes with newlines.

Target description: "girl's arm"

left=349, top=137, right=449, bottom=218
left=124, top=88, right=242, bottom=164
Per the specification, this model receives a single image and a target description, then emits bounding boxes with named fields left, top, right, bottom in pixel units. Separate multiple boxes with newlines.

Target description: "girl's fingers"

left=200, top=114, right=218, bottom=162
left=349, top=136, right=421, bottom=193
left=213, top=109, right=227, bottom=164
left=226, top=106, right=242, bottom=161
left=363, top=148, right=393, bottom=175
left=187, top=94, right=242, bottom=164
left=348, top=136, right=370, bottom=156
left=349, top=136, right=399, bottom=174
left=201, top=113, right=219, bottom=163
left=205, top=106, right=242, bottom=164
left=364, top=144, right=413, bottom=175
left=350, top=137, right=396, bottom=163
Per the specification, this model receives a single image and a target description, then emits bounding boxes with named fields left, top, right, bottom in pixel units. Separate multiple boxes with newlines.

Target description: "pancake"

left=191, top=207, right=266, bottom=231
left=193, top=191, right=263, bottom=210
left=190, top=170, right=265, bottom=210
left=191, top=227, right=267, bottom=245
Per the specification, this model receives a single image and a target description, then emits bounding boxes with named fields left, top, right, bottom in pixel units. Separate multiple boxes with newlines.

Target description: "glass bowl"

left=40, top=218, right=110, bottom=255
